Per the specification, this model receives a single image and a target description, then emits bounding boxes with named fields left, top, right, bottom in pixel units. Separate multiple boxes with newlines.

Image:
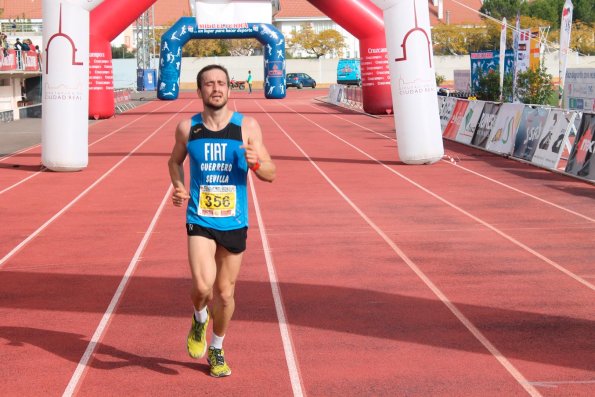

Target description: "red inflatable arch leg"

left=307, top=0, right=393, bottom=115
left=89, top=0, right=159, bottom=119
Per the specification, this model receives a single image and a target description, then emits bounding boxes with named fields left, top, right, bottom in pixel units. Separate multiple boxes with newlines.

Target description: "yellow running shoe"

left=207, top=346, right=232, bottom=377
left=187, top=310, right=209, bottom=359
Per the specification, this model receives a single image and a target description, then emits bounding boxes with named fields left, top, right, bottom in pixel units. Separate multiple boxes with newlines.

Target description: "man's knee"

left=192, top=281, right=213, bottom=299
left=215, top=284, right=236, bottom=305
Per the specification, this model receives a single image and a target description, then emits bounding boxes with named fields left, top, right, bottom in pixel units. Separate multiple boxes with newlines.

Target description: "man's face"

left=198, top=69, right=230, bottom=111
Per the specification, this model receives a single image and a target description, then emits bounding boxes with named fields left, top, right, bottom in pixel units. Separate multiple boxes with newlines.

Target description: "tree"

left=525, top=0, right=562, bottom=25
left=224, top=38, right=261, bottom=56
left=574, top=0, right=594, bottom=25
left=570, top=21, right=595, bottom=55
left=182, top=38, right=227, bottom=57
left=154, top=25, right=226, bottom=57
left=288, top=23, right=346, bottom=58
left=111, top=44, right=135, bottom=59
left=474, top=69, right=514, bottom=102
left=482, top=0, right=593, bottom=25
left=515, top=67, right=555, bottom=105
left=480, top=0, right=525, bottom=20
left=473, top=65, right=554, bottom=105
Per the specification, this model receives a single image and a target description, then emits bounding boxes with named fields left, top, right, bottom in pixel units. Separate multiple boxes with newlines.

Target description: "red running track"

left=0, top=89, right=593, bottom=397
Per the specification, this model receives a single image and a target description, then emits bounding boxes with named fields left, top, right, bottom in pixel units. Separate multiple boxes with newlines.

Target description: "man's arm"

left=242, top=116, right=276, bottom=182
left=168, top=119, right=191, bottom=206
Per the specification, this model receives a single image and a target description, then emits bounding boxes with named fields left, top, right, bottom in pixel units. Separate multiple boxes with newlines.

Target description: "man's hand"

left=242, top=137, right=260, bottom=168
left=172, top=186, right=190, bottom=207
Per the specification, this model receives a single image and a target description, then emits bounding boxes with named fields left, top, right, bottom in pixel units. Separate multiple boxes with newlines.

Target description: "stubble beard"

left=204, top=97, right=228, bottom=111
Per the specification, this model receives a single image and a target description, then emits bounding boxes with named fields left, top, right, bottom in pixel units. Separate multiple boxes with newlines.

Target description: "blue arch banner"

left=157, top=17, right=286, bottom=100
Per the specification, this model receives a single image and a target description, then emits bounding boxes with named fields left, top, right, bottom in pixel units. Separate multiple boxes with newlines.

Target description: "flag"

left=512, top=11, right=520, bottom=102
left=499, top=17, right=507, bottom=101
left=559, top=0, right=573, bottom=108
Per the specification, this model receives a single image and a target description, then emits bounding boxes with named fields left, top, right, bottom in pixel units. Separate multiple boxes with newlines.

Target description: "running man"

left=168, top=64, right=276, bottom=377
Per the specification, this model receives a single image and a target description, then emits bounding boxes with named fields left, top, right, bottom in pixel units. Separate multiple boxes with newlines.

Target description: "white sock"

left=210, top=333, right=225, bottom=349
left=194, top=306, right=208, bottom=323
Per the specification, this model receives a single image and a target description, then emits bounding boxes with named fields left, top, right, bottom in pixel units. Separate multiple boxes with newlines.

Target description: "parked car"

left=336, top=58, right=361, bottom=86
left=286, top=73, right=316, bottom=89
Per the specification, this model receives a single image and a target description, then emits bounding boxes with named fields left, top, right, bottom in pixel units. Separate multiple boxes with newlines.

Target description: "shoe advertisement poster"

left=565, top=112, right=595, bottom=180
left=471, top=102, right=501, bottom=148
left=455, top=100, right=485, bottom=145
left=443, top=99, right=469, bottom=140
left=532, top=110, right=577, bottom=170
left=439, top=96, right=457, bottom=132
left=512, top=106, right=551, bottom=161
left=486, top=103, right=525, bottom=155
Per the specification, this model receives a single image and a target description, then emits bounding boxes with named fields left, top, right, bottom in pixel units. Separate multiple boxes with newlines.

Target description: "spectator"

left=21, top=39, right=31, bottom=52
left=0, top=33, right=8, bottom=57
left=14, top=38, right=22, bottom=51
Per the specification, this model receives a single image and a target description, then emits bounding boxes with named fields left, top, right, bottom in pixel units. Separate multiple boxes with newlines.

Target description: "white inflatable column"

left=42, top=1, right=101, bottom=171
left=371, top=0, right=443, bottom=164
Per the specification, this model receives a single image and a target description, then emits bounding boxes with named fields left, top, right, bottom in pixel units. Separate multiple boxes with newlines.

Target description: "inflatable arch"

left=158, top=18, right=286, bottom=100
left=41, top=0, right=442, bottom=171
left=305, top=0, right=392, bottom=116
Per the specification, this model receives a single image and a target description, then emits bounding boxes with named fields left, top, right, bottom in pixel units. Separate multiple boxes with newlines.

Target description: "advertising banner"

left=22, top=50, right=40, bottom=71
left=455, top=100, right=485, bottom=145
left=512, top=106, right=550, bottom=161
left=564, top=68, right=595, bottom=112
left=195, top=0, right=272, bottom=26
left=532, top=110, right=577, bottom=169
left=470, top=50, right=514, bottom=95
left=529, top=28, right=541, bottom=71
left=516, top=29, right=531, bottom=73
left=565, top=112, right=595, bottom=180
left=559, top=0, right=573, bottom=106
left=499, top=17, right=507, bottom=100
left=471, top=102, right=501, bottom=148
left=512, top=12, right=520, bottom=101
left=486, top=103, right=525, bottom=155
left=443, top=99, right=469, bottom=140
left=439, top=96, right=457, bottom=132
left=0, top=49, right=17, bottom=70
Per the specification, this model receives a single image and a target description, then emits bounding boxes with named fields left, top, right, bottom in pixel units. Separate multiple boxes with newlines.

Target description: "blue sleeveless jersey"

left=186, top=112, right=249, bottom=230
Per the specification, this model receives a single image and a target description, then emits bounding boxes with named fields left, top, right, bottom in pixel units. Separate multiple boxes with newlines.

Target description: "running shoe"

left=187, top=310, right=209, bottom=359
left=207, top=346, right=232, bottom=377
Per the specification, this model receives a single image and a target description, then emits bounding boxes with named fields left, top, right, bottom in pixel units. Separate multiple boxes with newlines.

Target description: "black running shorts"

left=186, top=224, right=248, bottom=254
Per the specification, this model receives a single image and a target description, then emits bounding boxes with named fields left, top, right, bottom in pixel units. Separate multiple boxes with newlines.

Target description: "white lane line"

left=0, top=144, right=41, bottom=162
left=62, top=183, right=173, bottom=397
left=299, top=104, right=593, bottom=291
left=258, top=101, right=542, bottom=397
left=234, top=98, right=305, bottom=397
left=248, top=173, right=305, bottom=397
left=529, top=379, right=595, bottom=388
left=315, top=106, right=595, bottom=223
left=0, top=102, right=173, bottom=196
left=443, top=161, right=595, bottom=222
left=0, top=166, right=47, bottom=195
left=0, top=101, right=193, bottom=270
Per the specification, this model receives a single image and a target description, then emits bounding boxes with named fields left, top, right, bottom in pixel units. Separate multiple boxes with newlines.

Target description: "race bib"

left=198, top=185, right=236, bottom=217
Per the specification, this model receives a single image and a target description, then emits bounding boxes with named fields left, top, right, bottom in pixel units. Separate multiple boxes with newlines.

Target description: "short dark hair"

left=196, top=64, right=230, bottom=89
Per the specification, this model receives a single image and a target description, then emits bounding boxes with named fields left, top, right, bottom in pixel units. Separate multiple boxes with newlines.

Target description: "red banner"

left=0, top=49, right=39, bottom=71
left=443, top=100, right=469, bottom=139
left=22, top=50, right=39, bottom=71
left=0, top=49, right=17, bottom=70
